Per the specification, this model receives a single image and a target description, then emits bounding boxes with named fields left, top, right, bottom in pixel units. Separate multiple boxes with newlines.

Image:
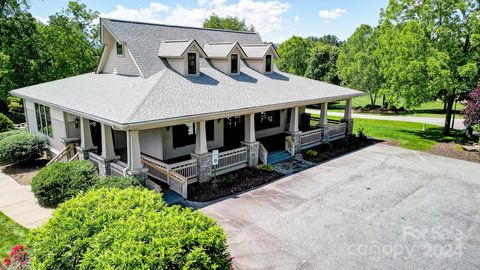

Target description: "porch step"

left=267, top=150, right=292, bottom=164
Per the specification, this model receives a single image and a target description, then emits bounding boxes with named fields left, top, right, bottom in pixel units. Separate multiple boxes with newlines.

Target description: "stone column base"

left=241, top=141, right=259, bottom=166
left=191, top=152, right=212, bottom=183
left=88, top=153, right=120, bottom=176
left=127, top=168, right=149, bottom=182
left=286, top=131, right=302, bottom=154
left=76, top=146, right=96, bottom=161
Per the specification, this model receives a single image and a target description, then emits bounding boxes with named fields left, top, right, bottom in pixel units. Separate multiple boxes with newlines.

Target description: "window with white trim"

left=116, top=42, right=124, bottom=56
left=187, top=53, right=197, bottom=75
left=231, top=53, right=239, bottom=74
left=35, top=103, right=52, bottom=137
left=265, top=54, right=272, bottom=72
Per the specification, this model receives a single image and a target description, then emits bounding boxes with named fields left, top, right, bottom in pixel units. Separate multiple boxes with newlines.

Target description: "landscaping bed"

left=188, top=167, right=284, bottom=202
left=0, top=158, right=48, bottom=186
left=430, top=142, right=480, bottom=164
left=301, top=135, right=377, bottom=163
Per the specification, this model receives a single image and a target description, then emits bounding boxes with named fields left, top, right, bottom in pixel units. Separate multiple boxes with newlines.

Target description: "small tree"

left=464, top=85, right=480, bottom=136
left=29, top=188, right=232, bottom=269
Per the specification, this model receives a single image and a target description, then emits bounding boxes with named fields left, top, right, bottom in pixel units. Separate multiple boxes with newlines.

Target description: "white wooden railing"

left=169, top=159, right=198, bottom=179
left=214, top=147, right=247, bottom=172
left=327, top=122, right=347, bottom=140
left=285, top=136, right=295, bottom=156
left=142, top=157, right=188, bottom=198
left=301, top=128, right=323, bottom=146
left=259, top=143, right=268, bottom=165
left=47, top=143, right=77, bottom=166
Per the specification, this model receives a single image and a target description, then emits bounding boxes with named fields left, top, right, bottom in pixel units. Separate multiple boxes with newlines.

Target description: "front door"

left=223, top=116, right=245, bottom=149
left=89, top=121, right=102, bottom=154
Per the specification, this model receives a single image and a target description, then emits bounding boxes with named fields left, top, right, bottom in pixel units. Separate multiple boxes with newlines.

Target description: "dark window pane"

left=188, top=53, right=197, bottom=75
left=255, top=110, right=280, bottom=131
left=172, top=120, right=214, bottom=148
left=231, top=54, right=238, bottom=73
left=116, top=42, right=124, bottom=56
left=265, top=55, right=272, bottom=72
left=34, top=103, right=53, bottom=137
left=206, top=120, right=214, bottom=141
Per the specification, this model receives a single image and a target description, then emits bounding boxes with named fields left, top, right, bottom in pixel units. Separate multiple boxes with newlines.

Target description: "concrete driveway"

left=202, top=144, right=480, bottom=269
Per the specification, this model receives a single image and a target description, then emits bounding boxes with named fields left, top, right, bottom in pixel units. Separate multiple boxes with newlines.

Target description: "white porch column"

left=344, top=98, right=353, bottom=120
left=244, top=113, right=255, bottom=143
left=80, top=117, right=93, bottom=149
left=289, top=107, right=299, bottom=132
left=127, top=130, right=143, bottom=170
left=194, top=121, right=208, bottom=154
left=101, top=123, right=116, bottom=159
left=320, top=102, right=328, bottom=126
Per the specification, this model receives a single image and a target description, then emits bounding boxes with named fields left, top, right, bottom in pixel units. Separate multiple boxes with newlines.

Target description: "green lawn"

left=321, top=96, right=464, bottom=118
left=318, top=115, right=464, bottom=151
left=0, top=211, right=29, bottom=258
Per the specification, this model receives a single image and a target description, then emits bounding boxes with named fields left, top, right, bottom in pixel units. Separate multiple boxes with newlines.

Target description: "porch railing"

left=300, top=128, right=323, bottom=147
left=141, top=157, right=188, bottom=199
left=110, top=161, right=128, bottom=176
left=285, top=136, right=295, bottom=156
left=46, top=143, right=77, bottom=166
left=327, top=122, right=347, bottom=141
left=169, top=159, right=198, bottom=179
left=259, top=143, right=268, bottom=165
left=214, top=147, right=247, bottom=173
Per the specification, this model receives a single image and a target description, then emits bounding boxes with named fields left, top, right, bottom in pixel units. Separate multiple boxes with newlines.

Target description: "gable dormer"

left=158, top=39, right=207, bottom=76
left=204, top=42, right=247, bottom=75
left=97, top=24, right=142, bottom=77
left=241, top=43, right=279, bottom=74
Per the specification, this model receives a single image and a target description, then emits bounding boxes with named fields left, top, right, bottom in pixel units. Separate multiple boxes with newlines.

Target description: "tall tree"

left=337, top=24, right=383, bottom=107
left=308, top=34, right=343, bottom=47
left=304, top=43, right=340, bottom=85
left=36, top=1, right=101, bottom=82
left=276, top=36, right=312, bottom=76
left=381, top=0, right=480, bottom=134
left=0, top=0, right=39, bottom=112
left=202, top=13, right=255, bottom=32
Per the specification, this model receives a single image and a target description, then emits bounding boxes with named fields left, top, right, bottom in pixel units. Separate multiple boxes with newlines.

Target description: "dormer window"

left=187, top=53, right=197, bottom=75
left=265, top=55, right=272, bottom=72
left=116, top=42, right=124, bottom=56
left=231, top=54, right=239, bottom=74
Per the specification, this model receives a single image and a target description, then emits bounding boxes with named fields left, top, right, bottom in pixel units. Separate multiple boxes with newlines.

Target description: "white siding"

left=139, top=128, right=163, bottom=160
left=210, top=59, right=229, bottom=74
left=99, top=28, right=140, bottom=76
left=167, top=58, right=185, bottom=75
left=162, top=120, right=224, bottom=160
left=65, top=113, right=80, bottom=139
left=246, top=58, right=265, bottom=73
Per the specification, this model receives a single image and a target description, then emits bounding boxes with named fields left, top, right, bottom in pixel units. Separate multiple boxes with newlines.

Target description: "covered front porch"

left=69, top=98, right=354, bottom=199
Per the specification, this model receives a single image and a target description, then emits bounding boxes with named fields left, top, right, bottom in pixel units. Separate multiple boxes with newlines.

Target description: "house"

left=11, top=18, right=362, bottom=198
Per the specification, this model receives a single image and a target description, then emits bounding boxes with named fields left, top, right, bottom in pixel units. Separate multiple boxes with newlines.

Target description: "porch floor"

left=258, top=133, right=286, bottom=152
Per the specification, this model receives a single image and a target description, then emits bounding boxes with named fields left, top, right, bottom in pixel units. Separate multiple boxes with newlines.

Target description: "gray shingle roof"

left=11, top=19, right=363, bottom=129
left=203, top=42, right=246, bottom=58
left=242, top=43, right=277, bottom=58
left=102, top=18, right=263, bottom=78
left=157, top=40, right=193, bottom=57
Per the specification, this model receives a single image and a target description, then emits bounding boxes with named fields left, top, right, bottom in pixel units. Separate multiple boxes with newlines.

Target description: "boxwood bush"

left=31, top=161, right=98, bottom=207
left=92, top=175, right=142, bottom=189
left=28, top=188, right=231, bottom=269
left=0, top=132, right=47, bottom=163
left=0, top=113, right=15, bottom=132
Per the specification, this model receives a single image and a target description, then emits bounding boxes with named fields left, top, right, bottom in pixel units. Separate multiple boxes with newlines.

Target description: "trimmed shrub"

left=31, top=161, right=98, bottom=207
left=0, top=130, right=23, bottom=142
left=259, top=164, right=274, bottom=172
left=0, top=132, right=47, bottom=163
left=92, top=175, right=142, bottom=189
left=29, top=188, right=232, bottom=269
left=0, top=113, right=15, bottom=132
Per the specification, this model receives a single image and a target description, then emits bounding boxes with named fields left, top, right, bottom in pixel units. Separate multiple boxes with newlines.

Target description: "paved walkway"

left=0, top=173, right=53, bottom=228
left=305, top=109, right=465, bottom=130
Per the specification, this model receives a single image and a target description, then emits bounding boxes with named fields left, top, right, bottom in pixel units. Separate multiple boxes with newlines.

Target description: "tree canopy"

left=202, top=13, right=255, bottom=32
left=305, top=43, right=340, bottom=85
left=276, top=36, right=313, bottom=76
left=337, top=24, right=383, bottom=107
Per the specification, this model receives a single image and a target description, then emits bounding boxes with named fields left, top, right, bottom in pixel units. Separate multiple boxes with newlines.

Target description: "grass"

left=0, top=211, right=29, bottom=258
left=318, top=115, right=465, bottom=151
left=320, top=96, right=464, bottom=118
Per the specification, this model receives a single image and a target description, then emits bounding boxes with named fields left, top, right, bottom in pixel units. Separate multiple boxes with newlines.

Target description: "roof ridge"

left=125, top=69, right=168, bottom=123
left=103, top=18, right=259, bottom=35
left=163, top=39, right=192, bottom=43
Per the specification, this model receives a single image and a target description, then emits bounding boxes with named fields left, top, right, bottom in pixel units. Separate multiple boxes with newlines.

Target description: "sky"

left=29, top=0, right=388, bottom=43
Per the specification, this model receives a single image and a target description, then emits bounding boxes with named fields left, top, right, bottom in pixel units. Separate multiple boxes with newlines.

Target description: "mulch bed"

left=301, top=136, right=378, bottom=163
left=188, top=167, right=283, bottom=202
left=0, top=158, right=48, bottom=185
left=429, top=142, right=480, bottom=164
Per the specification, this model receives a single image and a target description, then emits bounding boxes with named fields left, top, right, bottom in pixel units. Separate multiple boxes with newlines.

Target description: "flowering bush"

left=464, top=84, right=480, bottom=129
left=0, top=245, right=30, bottom=270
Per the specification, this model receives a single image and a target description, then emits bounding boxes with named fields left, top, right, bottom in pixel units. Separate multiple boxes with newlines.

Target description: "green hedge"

left=0, top=129, right=23, bottom=141
left=92, top=175, right=142, bottom=189
left=29, top=188, right=231, bottom=269
left=31, top=160, right=98, bottom=207
left=0, top=132, right=47, bottom=163
left=0, top=113, right=15, bottom=132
